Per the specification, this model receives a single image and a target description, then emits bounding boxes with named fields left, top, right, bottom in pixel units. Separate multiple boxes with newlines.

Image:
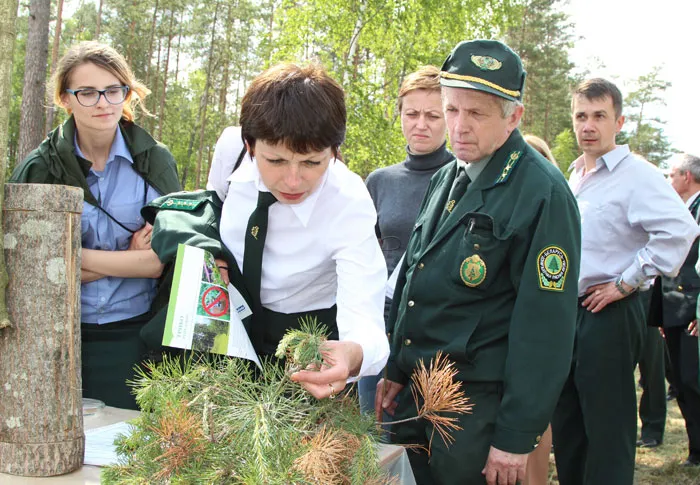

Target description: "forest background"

left=3, top=0, right=676, bottom=189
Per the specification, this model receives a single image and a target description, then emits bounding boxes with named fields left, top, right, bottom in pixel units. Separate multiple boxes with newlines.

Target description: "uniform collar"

left=458, top=154, right=493, bottom=183
left=227, top=157, right=332, bottom=228
left=74, top=126, right=133, bottom=171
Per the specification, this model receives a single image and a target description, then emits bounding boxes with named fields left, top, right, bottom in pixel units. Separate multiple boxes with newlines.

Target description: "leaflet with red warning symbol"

left=162, top=244, right=261, bottom=368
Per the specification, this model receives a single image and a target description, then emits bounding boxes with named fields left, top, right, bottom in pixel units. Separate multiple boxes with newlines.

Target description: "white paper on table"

left=84, top=421, right=132, bottom=466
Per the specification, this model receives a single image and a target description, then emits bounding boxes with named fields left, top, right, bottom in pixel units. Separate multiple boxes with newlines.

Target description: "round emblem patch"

left=537, top=246, right=569, bottom=291
left=460, top=255, right=487, bottom=287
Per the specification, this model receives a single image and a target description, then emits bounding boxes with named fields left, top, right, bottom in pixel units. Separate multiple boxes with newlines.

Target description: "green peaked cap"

left=440, top=39, right=526, bottom=102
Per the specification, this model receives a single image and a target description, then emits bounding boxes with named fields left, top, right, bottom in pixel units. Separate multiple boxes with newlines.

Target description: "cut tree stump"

left=0, top=183, right=84, bottom=476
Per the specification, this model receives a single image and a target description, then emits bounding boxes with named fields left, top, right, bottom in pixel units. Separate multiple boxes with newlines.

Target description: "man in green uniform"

left=375, top=40, right=581, bottom=485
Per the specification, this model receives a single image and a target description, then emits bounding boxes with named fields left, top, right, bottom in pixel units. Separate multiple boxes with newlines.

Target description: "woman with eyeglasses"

left=10, top=41, right=181, bottom=409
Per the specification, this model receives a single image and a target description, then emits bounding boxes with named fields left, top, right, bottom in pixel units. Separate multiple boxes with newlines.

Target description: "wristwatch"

left=615, top=275, right=635, bottom=296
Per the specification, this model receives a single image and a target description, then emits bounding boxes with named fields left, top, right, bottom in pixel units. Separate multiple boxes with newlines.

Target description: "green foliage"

left=101, top=352, right=388, bottom=484
left=623, top=66, right=675, bottom=165
left=505, top=0, right=576, bottom=146
left=551, top=128, right=578, bottom=169
left=5, top=0, right=587, bottom=182
left=274, top=316, right=329, bottom=371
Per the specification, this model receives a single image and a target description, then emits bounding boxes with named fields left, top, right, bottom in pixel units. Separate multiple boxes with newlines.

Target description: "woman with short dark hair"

left=205, top=62, right=389, bottom=398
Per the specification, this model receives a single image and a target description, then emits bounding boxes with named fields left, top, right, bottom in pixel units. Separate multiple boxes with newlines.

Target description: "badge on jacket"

left=461, top=254, right=487, bottom=287
left=537, top=246, right=569, bottom=291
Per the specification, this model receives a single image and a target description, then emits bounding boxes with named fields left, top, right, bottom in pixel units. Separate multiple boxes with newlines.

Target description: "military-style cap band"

left=440, top=71, right=521, bottom=98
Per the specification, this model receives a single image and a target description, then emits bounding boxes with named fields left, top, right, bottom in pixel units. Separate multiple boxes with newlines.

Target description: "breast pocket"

left=451, top=212, right=512, bottom=291
left=109, top=201, right=145, bottom=250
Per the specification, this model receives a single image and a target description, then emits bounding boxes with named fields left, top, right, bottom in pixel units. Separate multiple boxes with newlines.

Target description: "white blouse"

left=209, top=127, right=389, bottom=378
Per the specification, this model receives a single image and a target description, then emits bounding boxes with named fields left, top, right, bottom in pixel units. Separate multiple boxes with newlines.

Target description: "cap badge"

left=471, top=55, right=502, bottom=71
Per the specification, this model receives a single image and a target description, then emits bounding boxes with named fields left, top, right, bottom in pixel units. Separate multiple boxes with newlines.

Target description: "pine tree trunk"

left=0, top=184, right=84, bottom=476
left=17, top=0, right=50, bottom=162
left=0, top=0, right=20, bottom=330
left=157, top=9, right=175, bottom=141
left=194, top=1, right=220, bottom=189
left=45, top=0, right=64, bottom=133
left=95, top=0, right=103, bottom=39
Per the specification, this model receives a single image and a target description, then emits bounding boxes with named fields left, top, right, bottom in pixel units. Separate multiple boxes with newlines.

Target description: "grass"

left=546, top=371, right=700, bottom=484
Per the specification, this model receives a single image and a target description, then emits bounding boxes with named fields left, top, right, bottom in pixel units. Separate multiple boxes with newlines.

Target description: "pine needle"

left=410, top=351, right=473, bottom=446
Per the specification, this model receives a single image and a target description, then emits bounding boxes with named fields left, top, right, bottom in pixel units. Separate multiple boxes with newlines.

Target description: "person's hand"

left=582, top=280, right=631, bottom=313
left=482, top=446, right=528, bottom=485
left=688, top=320, right=698, bottom=337
left=214, top=258, right=230, bottom=285
left=290, top=340, right=363, bottom=399
left=129, top=223, right=153, bottom=250
left=375, top=378, right=404, bottom=421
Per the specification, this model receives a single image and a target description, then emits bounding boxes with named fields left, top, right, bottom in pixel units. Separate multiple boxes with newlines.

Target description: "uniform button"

left=474, top=243, right=480, bottom=250
left=404, top=338, right=412, bottom=346
left=418, top=262, right=425, bottom=269
left=678, top=285, right=684, bottom=291
left=407, top=300, right=415, bottom=307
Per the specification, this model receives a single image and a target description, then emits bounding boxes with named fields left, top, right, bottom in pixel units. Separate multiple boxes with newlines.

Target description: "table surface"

left=1, top=407, right=414, bottom=484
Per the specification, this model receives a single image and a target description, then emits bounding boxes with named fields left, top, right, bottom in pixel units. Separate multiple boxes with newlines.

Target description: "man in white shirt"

left=647, top=153, right=700, bottom=466
left=552, top=79, right=700, bottom=485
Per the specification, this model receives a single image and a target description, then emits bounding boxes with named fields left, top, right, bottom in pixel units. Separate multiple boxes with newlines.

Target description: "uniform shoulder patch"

left=537, top=246, right=568, bottom=291
left=159, top=197, right=205, bottom=212
left=494, top=151, right=523, bottom=185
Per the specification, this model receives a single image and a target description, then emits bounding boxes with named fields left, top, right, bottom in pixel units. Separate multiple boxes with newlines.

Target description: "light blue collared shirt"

left=77, top=128, right=161, bottom=324
left=569, top=145, right=700, bottom=296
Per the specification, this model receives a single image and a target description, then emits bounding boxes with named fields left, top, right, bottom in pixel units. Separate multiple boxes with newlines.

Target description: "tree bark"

left=157, top=9, right=175, bottom=141
left=0, top=184, right=84, bottom=476
left=17, top=0, right=50, bottom=162
left=0, top=0, right=20, bottom=330
left=95, top=0, right=103, bottom=39
left=194, top=0, right=220, bottom=189
left=45, top=0, right=64, bottom=133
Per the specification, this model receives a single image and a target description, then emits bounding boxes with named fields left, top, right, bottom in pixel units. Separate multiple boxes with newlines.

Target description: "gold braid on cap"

left=440, top=72, right=521, bottom=98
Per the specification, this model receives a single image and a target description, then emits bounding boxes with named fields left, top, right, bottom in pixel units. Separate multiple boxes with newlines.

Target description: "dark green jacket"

left=9, top=116, right=181, bottom=203
left=649, top=197, right=700, bottom=329
left=387, top=129, right=581, bottom=454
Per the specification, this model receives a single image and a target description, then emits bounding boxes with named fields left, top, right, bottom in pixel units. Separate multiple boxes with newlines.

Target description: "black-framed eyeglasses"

left=65, top=85, right=130, bottom=107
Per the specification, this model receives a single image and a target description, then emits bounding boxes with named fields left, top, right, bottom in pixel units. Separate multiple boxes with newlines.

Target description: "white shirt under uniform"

left=209, top=127, right=389, bottom=378
left=569, top=145, right=700, bottom=296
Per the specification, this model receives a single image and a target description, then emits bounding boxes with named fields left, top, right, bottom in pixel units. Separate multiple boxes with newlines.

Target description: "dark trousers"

left=552, top=294, right=645, bottom=485
left=390, top=382, right=503, bottom=484
left=638, top=326, right=667, bottom=442
left=81, top=314, right=150, bottom=410
left=664, top=325, right=700, bottom=458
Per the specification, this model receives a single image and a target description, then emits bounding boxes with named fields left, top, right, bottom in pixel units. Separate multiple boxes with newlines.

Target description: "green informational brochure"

left=163, top=244, right=260, bottom=368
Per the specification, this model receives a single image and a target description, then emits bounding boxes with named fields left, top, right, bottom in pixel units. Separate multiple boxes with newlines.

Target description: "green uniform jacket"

left=387, top=129, right=581, bottom=454
left=9, top=116, right=181, bottom=203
